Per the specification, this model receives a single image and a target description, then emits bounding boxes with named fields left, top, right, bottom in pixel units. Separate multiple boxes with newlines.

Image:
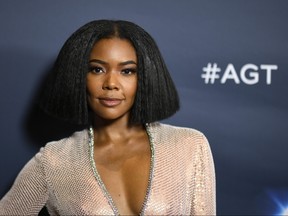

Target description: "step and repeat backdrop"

left=1, top=1, right=287, bottom=215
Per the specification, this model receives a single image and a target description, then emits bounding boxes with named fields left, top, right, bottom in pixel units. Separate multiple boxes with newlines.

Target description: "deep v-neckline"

left=88, top=124, right=155, bottom=215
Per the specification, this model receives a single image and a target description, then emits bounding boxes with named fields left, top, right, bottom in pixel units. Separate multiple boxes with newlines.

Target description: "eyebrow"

left=89, top=59, right=137, bottom=66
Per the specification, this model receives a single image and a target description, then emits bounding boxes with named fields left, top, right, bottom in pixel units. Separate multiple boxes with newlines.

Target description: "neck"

left=91, top=115, right=145, bottom=142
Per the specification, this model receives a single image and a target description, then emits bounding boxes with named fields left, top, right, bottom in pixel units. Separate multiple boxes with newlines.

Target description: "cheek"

left=128, top=76, right=138, bottom=90
left=86, top=78, right=101, bottom=96
left=126, top=80, right=138, bottom=98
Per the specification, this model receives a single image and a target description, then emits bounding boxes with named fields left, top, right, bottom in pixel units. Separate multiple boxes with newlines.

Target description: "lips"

left=98, top=98, right=123, bottom=107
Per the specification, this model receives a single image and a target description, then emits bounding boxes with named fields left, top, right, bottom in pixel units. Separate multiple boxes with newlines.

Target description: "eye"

left=121, top=68, right=137, bottom=75
left=90, top=66, right=104, bottom=74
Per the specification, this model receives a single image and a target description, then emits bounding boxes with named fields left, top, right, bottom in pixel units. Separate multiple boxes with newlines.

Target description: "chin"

left=91, top=112, right=130, bottom=122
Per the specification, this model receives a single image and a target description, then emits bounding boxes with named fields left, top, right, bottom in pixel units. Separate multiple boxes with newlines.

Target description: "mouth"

left=98, top=97, right=123, bottom=107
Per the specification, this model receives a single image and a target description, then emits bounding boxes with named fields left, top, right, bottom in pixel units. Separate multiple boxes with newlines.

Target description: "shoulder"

left=148, top=122, right=211, bottom=156
left=44, top=129, right=87, bottom=150
left=38, top=129, right=88, bottom=165
left=148, top=122, right=207, bottom=142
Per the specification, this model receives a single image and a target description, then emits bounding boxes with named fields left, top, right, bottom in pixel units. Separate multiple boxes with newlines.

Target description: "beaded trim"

left=88, top=124, right=155, bottom=215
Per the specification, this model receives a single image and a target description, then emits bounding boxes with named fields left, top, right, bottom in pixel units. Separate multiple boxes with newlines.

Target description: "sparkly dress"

left=0, top=123, right=216, bottom=215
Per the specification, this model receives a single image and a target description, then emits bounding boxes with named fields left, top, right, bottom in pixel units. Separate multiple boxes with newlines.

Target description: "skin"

left=86, top=38, right=151, bottom=215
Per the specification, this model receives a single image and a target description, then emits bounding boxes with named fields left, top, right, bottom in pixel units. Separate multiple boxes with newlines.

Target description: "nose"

left=102, top=72, right=119, bottom=90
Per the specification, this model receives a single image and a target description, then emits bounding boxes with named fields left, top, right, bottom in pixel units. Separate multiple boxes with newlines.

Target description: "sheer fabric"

left=0, top=123, right=216, bottom=215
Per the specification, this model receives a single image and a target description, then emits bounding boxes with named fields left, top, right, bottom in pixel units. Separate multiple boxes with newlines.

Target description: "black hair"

left=39, top=20, right=180, bottom=125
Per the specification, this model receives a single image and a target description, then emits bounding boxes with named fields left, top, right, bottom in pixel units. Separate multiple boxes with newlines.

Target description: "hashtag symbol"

left=201, top=63, right=221, bottom=84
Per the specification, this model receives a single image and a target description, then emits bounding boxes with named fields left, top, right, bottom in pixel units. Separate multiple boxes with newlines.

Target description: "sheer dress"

left=0, top=123, right=216, bottom=215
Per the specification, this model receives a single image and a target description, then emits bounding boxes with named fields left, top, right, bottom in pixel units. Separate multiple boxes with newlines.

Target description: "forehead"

left=90, top=38, right=136, bottom=60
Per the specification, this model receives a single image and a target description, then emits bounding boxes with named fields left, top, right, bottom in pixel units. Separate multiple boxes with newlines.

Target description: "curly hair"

left=39, top=20, right=179, bottom=125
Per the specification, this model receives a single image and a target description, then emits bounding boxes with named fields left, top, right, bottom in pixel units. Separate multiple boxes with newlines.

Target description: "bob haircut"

left=40, top=20, right=180, bottom=125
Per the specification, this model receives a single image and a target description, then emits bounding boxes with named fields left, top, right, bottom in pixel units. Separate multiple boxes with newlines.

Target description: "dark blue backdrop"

left=1, top=1, right=288, bottom=215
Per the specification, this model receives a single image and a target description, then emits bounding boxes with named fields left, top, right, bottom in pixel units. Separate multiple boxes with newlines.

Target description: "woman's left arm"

left=191, top=134, right=216, bottom=215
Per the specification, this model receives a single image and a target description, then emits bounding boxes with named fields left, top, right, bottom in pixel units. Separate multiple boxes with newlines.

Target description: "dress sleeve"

left=0, top=148, right=48, bottom=215
left=191, top=134, right=216, bottom=215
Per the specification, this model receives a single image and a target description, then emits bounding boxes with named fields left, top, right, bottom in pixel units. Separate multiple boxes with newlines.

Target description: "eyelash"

left=89, top=66, right=137, bottom=75
left=121, top=68, right=137, bottom=75
left=89, top=66, right=103, bottom=74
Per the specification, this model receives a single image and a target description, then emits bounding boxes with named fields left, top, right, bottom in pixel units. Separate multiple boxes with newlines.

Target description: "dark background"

left=1, top=1, right=288, bottom=215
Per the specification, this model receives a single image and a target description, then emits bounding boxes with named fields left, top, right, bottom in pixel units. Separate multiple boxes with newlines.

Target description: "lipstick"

left=99, top=98, right=122, bottom=107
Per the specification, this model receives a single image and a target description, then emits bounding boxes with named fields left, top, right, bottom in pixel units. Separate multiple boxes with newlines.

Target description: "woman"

left=0, top=20, right=216, bottom=215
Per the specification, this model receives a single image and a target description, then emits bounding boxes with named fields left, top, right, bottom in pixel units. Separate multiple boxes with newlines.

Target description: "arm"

left=0, top=149, right=48, bottom=215
left=191, top=134, right=216, bottom=215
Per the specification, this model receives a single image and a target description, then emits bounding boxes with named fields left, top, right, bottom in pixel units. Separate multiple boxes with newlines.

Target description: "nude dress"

left=0, top=123, right=216, bottom=215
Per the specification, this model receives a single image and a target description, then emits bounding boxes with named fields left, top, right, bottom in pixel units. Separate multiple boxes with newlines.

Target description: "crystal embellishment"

left=88, top=124, right=155, bottom=215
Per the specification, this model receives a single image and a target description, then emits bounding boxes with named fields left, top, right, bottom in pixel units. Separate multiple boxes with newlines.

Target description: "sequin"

left=0, top=123, right=216, bottom=215
left=88, top=124, right=155, bottom=215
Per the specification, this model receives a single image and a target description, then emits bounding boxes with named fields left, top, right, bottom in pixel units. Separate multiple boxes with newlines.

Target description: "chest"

left=93, top=141, right=152, bottom=215
left=45, top=127, right=198, bottom=215
left=45, top=145, right=194, bottom=216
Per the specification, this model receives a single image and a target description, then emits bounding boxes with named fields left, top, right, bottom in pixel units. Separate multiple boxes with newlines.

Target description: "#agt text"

left=202, top=63, right=278, bottom=85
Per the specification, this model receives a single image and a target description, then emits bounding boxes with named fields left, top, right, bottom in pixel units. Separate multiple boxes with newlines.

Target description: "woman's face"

left=86, top=38, right=138, bottom=122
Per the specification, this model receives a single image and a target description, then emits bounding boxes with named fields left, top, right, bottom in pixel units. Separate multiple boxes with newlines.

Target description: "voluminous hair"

left=39, top=20, right=180, bottom=125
